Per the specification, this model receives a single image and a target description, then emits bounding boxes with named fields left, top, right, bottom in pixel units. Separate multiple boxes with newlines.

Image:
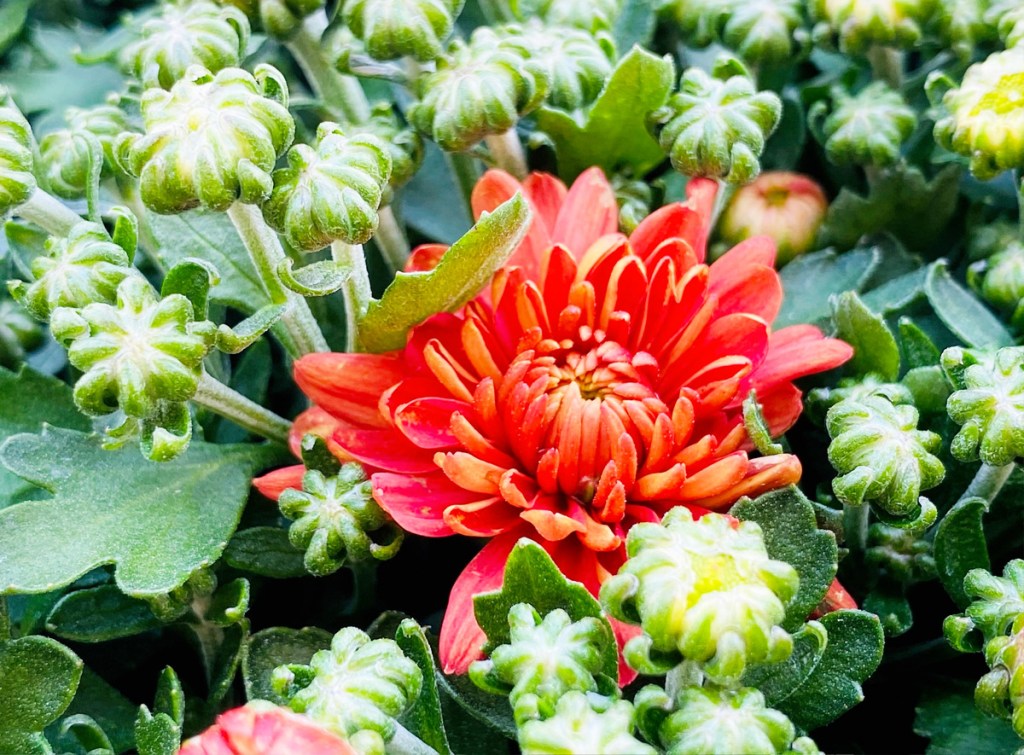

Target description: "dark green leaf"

left=45, top=585, right=162, bottom=643
left=731, top=485, right=839, bottom=630
left=924, top=261, right=1013, bottom=349
left=0, top=427, right=282, bottom=597
left=436, top=667, right=517, bottom=741
left=223, top=527, right=306, bottom=579
left=473, top=538, right=618, bottom=681
left=934, top=496, right=991, bottom=609
left=56, top=713, right=114, bottom=755
left=915, top=682, right=1020, bottom=755
left=160, top=260, right=217, bottom=320
left=898, top=317, right=941, bottom=369
left=900, top=366, right=950, bottom=415
left=48, top=668, right=136, bottom=754
left=148, top=210, right=271, bottom=315
left=776, top=247, right=879, bottom=328
left=0, top=0, right=32, bottom=56
left=860, top=267, right=927, bottom=316
left=206, top=623, right=247, bottom=704
left=762, top=91, right=807, bottom=172
left=360, top=194, right=531, bottom=352
left=242, top=626, right=332, bottom=704
left=862, top=584, right=914, bottom=637
left=773, top=610, right=884, bottom=732
left=0, top=636, right=83, bottom=754
left=742, top=390, right=784, bottom=456
left=535, top=47, right=674, bottom=179
left=396, top=619, right=451, bottom=755
left=742, top=620, right=828, bottom=707
left=134, top=706, right=179, bottom=755
left=831, top=291, right=900, bottom=380
left=152, top=668, right=184, bottom=730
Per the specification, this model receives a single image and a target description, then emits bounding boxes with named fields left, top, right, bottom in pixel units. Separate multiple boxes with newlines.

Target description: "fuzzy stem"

left=388, top=722, right=439, bottom=755
left=331, top=241, right=372, bottom=352
left=866, top=45, right=904, bottom=89
left=287, top=11, right=371, bottom=124
left=446, top=152, right=480, bottom=221
left=375, top=205, right=411, bottom=273
left=963, top=462, right=1015, bottom=508
left=484, top=128, right=528, bottom=179
left=843, top=502, right=871, bottom=553
left=15, top=188, right=83, bottom=237
left=226, top=202, right=328, bottom=356
left=193, top=372, right=292, bottom=444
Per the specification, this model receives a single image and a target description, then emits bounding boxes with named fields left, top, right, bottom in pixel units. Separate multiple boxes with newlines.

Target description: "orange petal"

left=252, top=465, right=304, bottom=502
left=372, top=471, right=485, bottom=536
left=698, top=454, right=802, bottom=510
left=404, top=243, right=448, bottom=273
left=294, top=353, right=404, bottom=429
left=552, top=167, right=619, bottom=258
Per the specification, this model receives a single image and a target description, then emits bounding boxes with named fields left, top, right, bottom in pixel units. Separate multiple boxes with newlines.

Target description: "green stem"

left=963, top=462, right=1015, bottom=508
left=843, top=502, right=871, bottom=553
left=1017, top=173, right=1024, bottom=243
left=445, top=152, right=480, bottom=222
left=0, top=597, right=10, bottom=642
left=484, top=128, right=528, bottom=179
left=287, top=11, right=371, bottom=124
left=375, top=205, right=410, bottom=273
left=331, top=241, right=372, bottom=352
left=226, top=202, right=328, bottom=356
left=343, top=560, right=378, bottom=618
left=388, top=722, right=439, bottom=755
left=866, top=45, right=904, bottom=89
left=15, top=188, right=83, bottom=237
left=194, top=372, right=292, bottom=444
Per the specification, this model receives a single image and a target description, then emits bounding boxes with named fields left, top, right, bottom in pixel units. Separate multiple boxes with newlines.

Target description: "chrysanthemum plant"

left=1, top=0, right=1024, bottom=751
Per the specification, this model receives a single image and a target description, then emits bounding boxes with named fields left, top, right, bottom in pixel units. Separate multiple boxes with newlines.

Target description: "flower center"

left=973, top=73, right=1024, bottom=117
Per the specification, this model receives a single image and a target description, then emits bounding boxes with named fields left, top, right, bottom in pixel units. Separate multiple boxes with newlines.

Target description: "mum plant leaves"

left=934, top=496, right=992, bottom=609
left=0, top=427, right=282, bottom=596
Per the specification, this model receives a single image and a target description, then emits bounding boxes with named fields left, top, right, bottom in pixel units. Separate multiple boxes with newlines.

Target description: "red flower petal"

left=630, top=204, right=702, bottom=264
left=439, top=528, right=528, bottom=674
left=372, top=471, right=493, bottom=537
left=750, top=324, right=854, bottom=391
left=294, top=353, right=405, bottom=429
left=393, top=396, right=468, bottom=449
left=472, top=170, right=549, bottom=278
left=332, top=422, right=436, bottom=473
left=523, top=172, right=567, bottom=236
left=404, top=243, right=448, bottom=273
left=683, top=177, right=718, bottom=262
left=288, top=406, right=350, bottom=460
left=552, top=167, right=619, bottom=258
left=252, top=465, right=304, bottom=502
left=179, top=704, right=356, bottom=755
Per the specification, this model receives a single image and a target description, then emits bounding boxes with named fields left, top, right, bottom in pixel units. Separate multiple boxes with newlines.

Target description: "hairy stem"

left=963, top=462, right=1016, bottom=508
left=843, top=502, right=871, bottom=553
left=388, top=722, right=439, bottom=755
left=193, top=372, right=292, bottom=444
left=15, top=188, right=83, bottom=237
left=375, top=205, right=411, bottom=273
left=484, top=128, right=528, bottom=179
left=446, top=152, right=480, bottom=222
left=866, top=45, right=904, bottom=89
left=288, top=11, right=371, bottom=124
left=331, top=241, right=372, bottom=352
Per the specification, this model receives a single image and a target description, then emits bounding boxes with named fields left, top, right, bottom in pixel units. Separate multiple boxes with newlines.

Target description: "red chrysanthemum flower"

left=179, top=703, right=357, bottom=755
left=255, top=168, right=853, bottom=683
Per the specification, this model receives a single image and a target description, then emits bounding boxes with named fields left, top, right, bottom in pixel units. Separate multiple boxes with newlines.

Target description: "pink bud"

left=179, top=703, right=357, bottom=755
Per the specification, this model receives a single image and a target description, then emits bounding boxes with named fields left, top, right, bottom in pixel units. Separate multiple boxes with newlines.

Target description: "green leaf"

left=742, top=390, right=784, bottom=456
left=818, top=164, right=962, bottom=253
left=473, top=538, right=618, bottom=681
left=360, top=194, right=531, bottom=352
left=207, top=623, right=248, bottom=704
left=160, top=259, right=217, bottom=320
left=762, top=91, right=807, bottom=172
left=731, top=486, right=839, bottom=631
left=49, top=668, right=137, bottom=754
left=861, top=584, right=914, bottom=637
left=223, top=527, right=306, bottom=579
left=742, top=620, right=828, bottom=707
left=898, top=317, right=941, bottom=369
left=535, top=46, right=674, bottom=179
left=934, top=496, right=991, bottom=609
left=860, top=267, right=927, bottom=316
left=134, top=706, right=179, bottom=755
left=613, top=0, right=657, bottom=50
left=776, top=246, right=880, bottom=328
left=45, top=585, right=162, bottom=643
left=900, top=365, right=950, bottom=415
left=915, top=682, right=1021, bottom=755
left=148, top=210, right=271, bottom=315
left=773, top=610, right=884, bottom=732
left=924, top=261, right=1013, bottom=350
left=831, top=291, right=900, bottom=380
left=436, top=667, right=517, bottom=741
left=242, top=626, right=332, bottom=704
left=0, top=636, right=83, bottom=754
left=0, top=427, right=282, bottom=597
left=0, top=367, right=89, bottom=508
left=152, top=668, right=184, bottom=730
left=56, top=713, right=114, bottom=755
left=396, top=619, right=452, bottom=755
left=0, top=0, right=32, bottom=56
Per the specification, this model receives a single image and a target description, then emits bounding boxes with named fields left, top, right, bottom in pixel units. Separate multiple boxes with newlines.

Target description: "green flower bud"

left=515, top=0, right=623, bottom=33
left=962, top=561, right=1024, bottom=642
left=470, top=604, right=614, bottom=725
left=978, top=622, right=1024, bottom=736
left=408, top=30, right=549, bottom=152
left=650, top=58, right=782, bottom=184
left=807, top=373, right=914, bottom=424
left=117, top=65, right=295, bottom=214
left=39, top=103, right=132, bottom=199
left=278, top=464, right=403, bottom=577
left=811, top=0, right=936, bottom=54
left=968, top=240, right=1024, bottom=317
left=342, top=0, right=464, bottom=62
left=814, top=82, right=915, bottom=167
left=53, top=276, right=212, bottom=419
left=262, top=121, right=392, bottom=252
left=496, top=22, right=616, bottom=112
left=612, top=176, right=652, bottom=234
left=9, top=222, right=135, bottom=321
left=146, top=566, right=218, bottom=622
left=865, top=523, right=936, bottom=584
left=276, top=626, right=422, bottom=753
left=987, top=0, right=1024, bottom=48
left=658, top=687, right=802, bottom=755
left=934, top=0, right=995, bottom=61
left=718, top=0, right=809, bottom=69
left=517, top=692, right=656, bottom=755
left=826, top=394, right=945, bottom=517
left=259, top=0, right=324, bottom=39
left=932, top=48, right=1024, bottom=181
left=0, top=87, right=36, bottom=214
left=666, top=0, right=733, bottom=47
left=943, top=346, right=1024, bottom=466
left=120, top=1, right=250, bottom=90
left=342, top=104, right=424, bottom=198
left=0, top=297, right=42, bottom=367
left=600, top=508, right=798, bottom=685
